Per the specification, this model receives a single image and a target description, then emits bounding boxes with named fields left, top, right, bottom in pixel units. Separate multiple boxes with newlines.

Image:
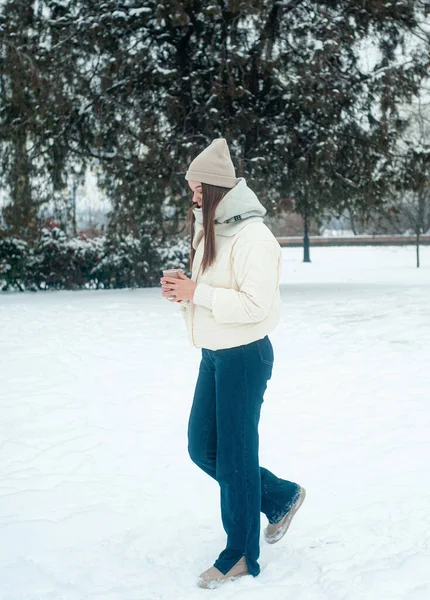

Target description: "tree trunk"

left=303, top=210, right=311, bottom=263
left=3, top=129, right=35, bottom=238
left=416, top=191, right=425, bottom=269
left=70, top=180, right=78, bottom=237
left=2, top=27, right=36, bottom=240
left=348, top=209, right=357, bottom=235
left=416, top=226, right=420, bottom=269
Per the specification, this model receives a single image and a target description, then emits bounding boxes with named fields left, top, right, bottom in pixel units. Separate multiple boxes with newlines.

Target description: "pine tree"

left=1, top=0, right=429, bottom=244
left=0, top=0, right=82, bottom=238
left=65, top=1, right=429, bottom=236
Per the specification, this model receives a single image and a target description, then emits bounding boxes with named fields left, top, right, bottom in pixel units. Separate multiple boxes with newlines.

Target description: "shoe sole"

left=198, top=557, right=250, bottom=589
left=198, top=572, right=249, bottom=589
left=264, top=486, right=306, bottom=545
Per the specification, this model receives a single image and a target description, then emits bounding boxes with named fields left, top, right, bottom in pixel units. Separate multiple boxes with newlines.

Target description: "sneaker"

left=264, top=486, right=306, bottom=545
left=197, top=556, right=249, bottom=589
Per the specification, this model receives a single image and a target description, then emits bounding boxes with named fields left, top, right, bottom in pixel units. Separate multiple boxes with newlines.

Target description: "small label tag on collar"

left=216, top=215, right=242, bottom=224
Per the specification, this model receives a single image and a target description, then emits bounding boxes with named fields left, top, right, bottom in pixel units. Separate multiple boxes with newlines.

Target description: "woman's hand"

left=160, top=271, right=197, bottom=302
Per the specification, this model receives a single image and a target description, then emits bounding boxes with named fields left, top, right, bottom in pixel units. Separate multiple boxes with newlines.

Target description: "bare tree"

left=397, top=93, right=430, bottom=267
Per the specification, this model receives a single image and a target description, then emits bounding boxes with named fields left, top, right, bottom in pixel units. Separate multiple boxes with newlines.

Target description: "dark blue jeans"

left=188, top=336, right=299, bottom=577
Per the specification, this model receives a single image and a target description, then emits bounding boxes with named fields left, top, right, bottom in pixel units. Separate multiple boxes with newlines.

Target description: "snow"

left=129, top=8, right=153, bottom=17
left=1, top=246, right=429, bottom=599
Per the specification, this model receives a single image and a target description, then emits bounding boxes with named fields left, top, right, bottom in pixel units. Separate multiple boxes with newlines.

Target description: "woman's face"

left=188, top=180, right=203, bottom=208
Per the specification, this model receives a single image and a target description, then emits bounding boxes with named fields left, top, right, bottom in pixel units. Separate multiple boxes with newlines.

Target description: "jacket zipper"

left=191, top=255, right=203, bottom=348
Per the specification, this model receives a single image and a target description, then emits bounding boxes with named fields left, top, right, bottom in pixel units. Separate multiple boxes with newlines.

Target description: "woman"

left=161, top=139, right=305, bottom=589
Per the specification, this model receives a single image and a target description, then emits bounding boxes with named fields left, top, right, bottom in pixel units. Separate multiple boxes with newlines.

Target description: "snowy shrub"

left=26, top=227, right=106, bottom=290
left=0, top=230, right=189, bottom=291
left=158, top=235, right=190, bottom=274
left=91, top=233, right=161, bottom=289
left=29, top=227, right=89, bottom=290
left=72, top=235, right=105, bottom=288
left=0, top=236, right=31, bottom=291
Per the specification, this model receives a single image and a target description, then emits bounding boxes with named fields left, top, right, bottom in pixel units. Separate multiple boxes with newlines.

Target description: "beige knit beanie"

left=185, top=138, right=237, bottom=189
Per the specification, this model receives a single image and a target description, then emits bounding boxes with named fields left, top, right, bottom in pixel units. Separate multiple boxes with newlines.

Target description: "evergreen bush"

left=0, top=230, right=190, bottom=291
left=0, top=236, right=31, bottom=291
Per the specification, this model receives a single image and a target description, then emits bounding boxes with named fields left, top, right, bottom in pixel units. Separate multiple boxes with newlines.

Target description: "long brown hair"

left=186, top=182, right=230, bottom=273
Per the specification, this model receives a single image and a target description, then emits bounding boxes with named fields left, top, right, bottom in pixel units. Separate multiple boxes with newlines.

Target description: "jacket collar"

left=192, top=179, right=266, bottom=248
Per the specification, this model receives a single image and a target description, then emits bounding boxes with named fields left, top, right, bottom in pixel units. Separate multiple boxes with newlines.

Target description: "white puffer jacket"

left=181, top=178, right=282, bottom=351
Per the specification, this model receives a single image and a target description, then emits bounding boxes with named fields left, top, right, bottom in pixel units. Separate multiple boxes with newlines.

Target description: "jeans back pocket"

left=256, top=336, right=274, bottom=366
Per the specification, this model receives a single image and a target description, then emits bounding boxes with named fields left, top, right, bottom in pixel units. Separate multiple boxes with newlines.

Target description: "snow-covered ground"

left=1, top=246, right=429, bottom=600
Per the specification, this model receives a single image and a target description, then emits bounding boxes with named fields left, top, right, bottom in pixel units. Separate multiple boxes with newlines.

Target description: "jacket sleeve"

left=193, top=240, right=281, bottom=325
